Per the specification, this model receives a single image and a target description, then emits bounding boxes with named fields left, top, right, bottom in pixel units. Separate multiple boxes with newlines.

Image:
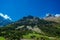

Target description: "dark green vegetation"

left=0, top=15, right=60, bottom=40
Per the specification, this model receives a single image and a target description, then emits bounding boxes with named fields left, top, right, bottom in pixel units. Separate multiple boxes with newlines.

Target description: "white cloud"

left=0, top=13, right=12, bottom=20
left=55, top=14, right=60, bottom=17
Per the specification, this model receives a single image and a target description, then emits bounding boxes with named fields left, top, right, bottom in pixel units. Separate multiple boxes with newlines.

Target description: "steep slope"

left=15, top=15, right=60, bottom=37
left=0, top=15, right=60, bottom=40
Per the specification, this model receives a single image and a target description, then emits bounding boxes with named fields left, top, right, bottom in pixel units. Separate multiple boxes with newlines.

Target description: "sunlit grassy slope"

left=0, top=37, right=5, bottom=40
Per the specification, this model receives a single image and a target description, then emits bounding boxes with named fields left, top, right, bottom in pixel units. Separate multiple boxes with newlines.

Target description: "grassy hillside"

left=0, top=37, right=5, bottom=40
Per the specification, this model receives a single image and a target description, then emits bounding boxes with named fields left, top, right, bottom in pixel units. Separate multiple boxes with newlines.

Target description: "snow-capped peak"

left=0, top=13, right=12, bottom=20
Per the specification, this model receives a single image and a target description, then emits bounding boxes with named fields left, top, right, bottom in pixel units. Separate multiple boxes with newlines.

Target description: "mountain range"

left=0, top=15, right=60, bottom=40
left=0, top=13, right=60, bottom=26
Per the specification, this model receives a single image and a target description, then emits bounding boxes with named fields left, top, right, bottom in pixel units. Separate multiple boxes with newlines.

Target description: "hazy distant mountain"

left=0, top=13, right=12, bottom=26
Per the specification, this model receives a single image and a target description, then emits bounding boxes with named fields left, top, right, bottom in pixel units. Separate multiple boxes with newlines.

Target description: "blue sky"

left=0, top=0, right=60, bottom=21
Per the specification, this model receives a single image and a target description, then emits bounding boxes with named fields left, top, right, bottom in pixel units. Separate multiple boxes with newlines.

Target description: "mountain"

left=44, top=14, right=60, bottom=23
left=0, top=15, right=60, bottom=40
left=0, top=13, right=12, bottom=26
